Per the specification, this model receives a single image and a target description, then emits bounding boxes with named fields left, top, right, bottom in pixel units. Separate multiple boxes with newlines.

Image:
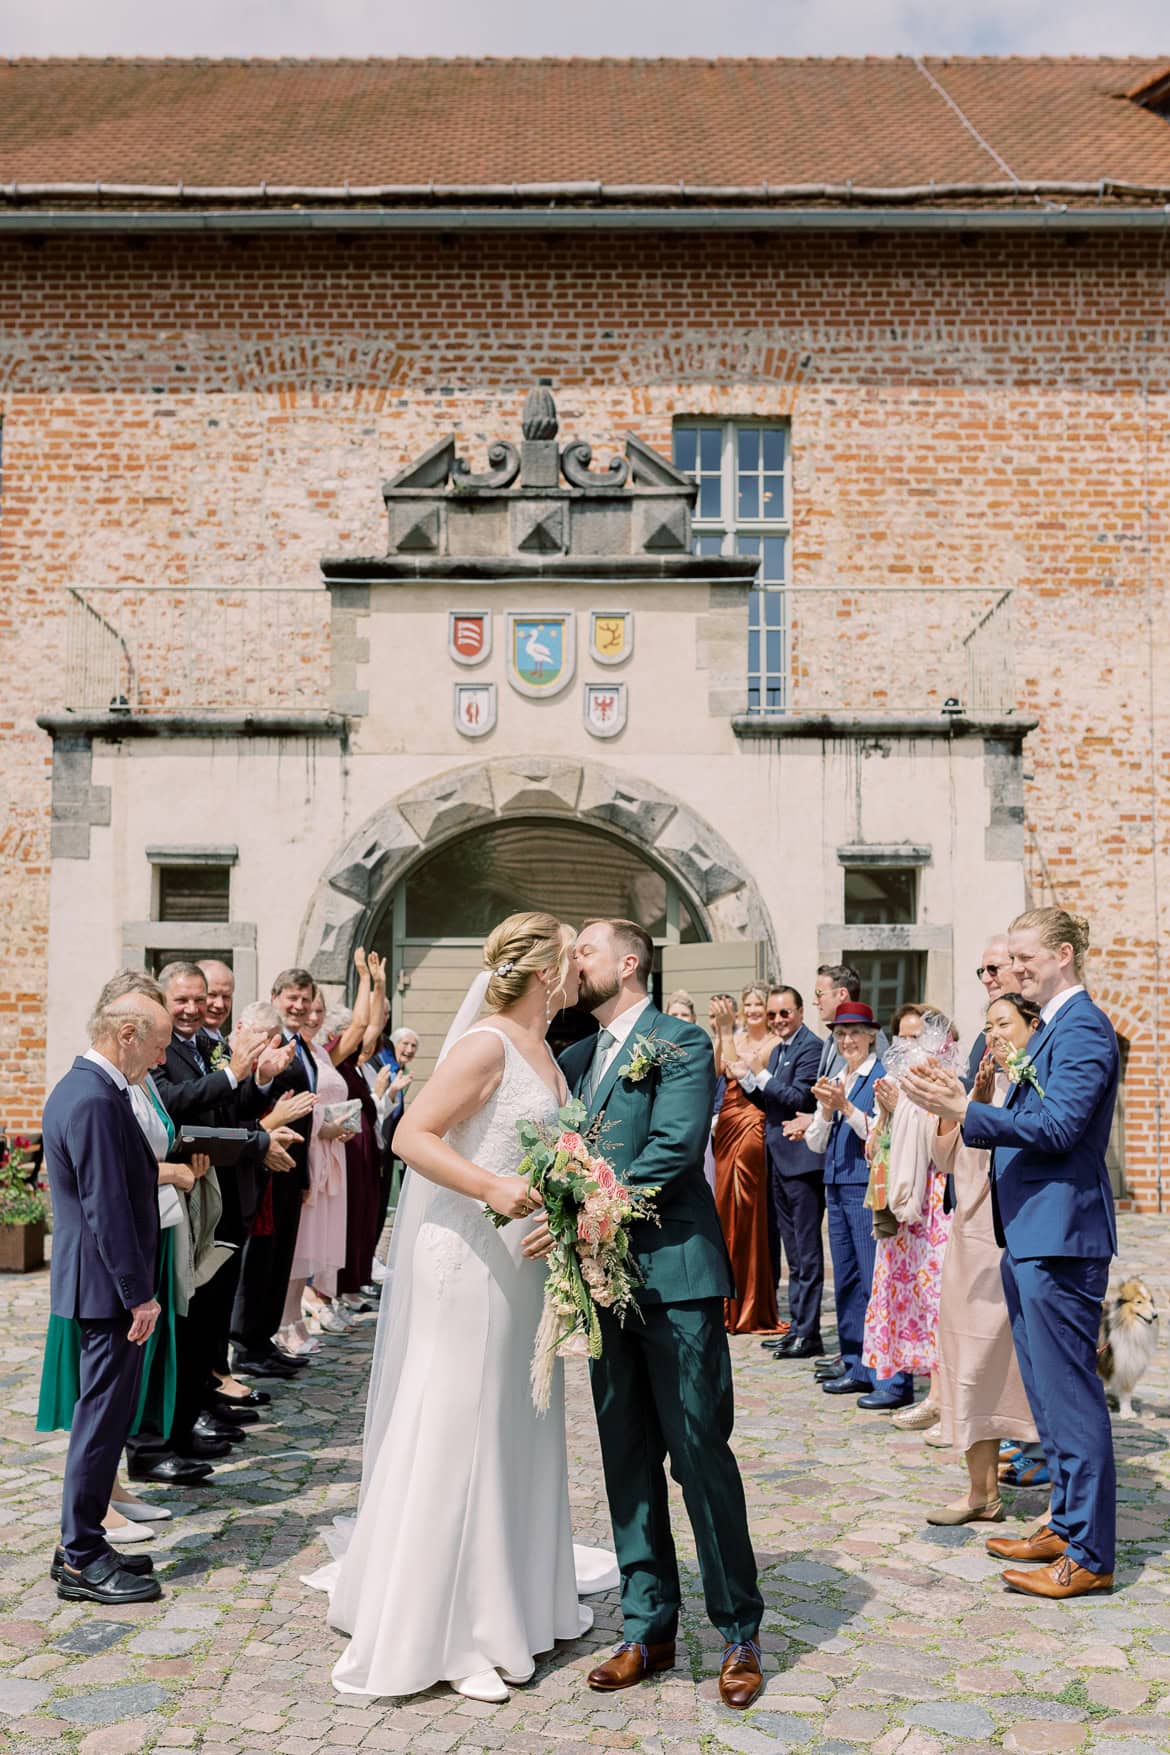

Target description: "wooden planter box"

left=0, top=1220, right=45, bottom=1272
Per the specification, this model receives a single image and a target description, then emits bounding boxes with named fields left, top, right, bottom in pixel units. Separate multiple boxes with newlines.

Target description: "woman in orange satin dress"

left=712, top=986, right=781, bottom=1334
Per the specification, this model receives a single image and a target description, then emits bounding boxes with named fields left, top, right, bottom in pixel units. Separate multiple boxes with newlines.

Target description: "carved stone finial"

left=522, top=384, right=559, bottom=441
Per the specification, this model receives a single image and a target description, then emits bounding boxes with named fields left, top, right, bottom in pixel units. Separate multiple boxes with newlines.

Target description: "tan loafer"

left=587, top=1640, right=675, bottom=1692
left=986, top=1524, right=1068, bottom=1563
left=1003, top=1556, right=1113, bottom=1599
left=892, top=1401, right=941, bottom=1433
left=719, top=1640, right=764, bottom=1711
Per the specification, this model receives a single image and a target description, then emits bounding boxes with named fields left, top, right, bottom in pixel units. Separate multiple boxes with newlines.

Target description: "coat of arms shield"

left=506, top=611, right=575, bottom=698
left=448, top=610, right=491, bottom=666
left=583, top=682, right=627, bottom=739
left=454, top=683, right=497, bottom=738
left=589, top=611, right=633, bottom=666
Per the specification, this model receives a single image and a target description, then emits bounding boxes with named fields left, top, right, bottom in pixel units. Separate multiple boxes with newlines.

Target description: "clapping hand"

left=901, top=1060, right=969, bottom=1123
left=256, top=1033, right=297, bottom=1084
left=265, top=1125, right=300, bottom=1172
left=367, top=951, right=386, bottom=986
left=812, top=1076, right=848, bottom=1114
left=971, top=1052, right=998, bottom=1105
left=229, top=1022, right=271, bottom=1081
left=711, top=996, right=737, bottom=1034
left=873, top=1076, right=900, bottom=1117
left=262, top=1089, right=317, bottom=1130
left=783, top=1112, right=813, bottom=1141
left=354, top=946, right=369, bottom=976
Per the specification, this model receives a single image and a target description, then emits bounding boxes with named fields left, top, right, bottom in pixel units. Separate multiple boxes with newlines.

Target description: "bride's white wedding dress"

left=305, top=1023, right=613, bottom=1698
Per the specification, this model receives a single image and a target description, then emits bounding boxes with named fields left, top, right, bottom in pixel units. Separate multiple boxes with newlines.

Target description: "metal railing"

left=758, top=584, right=1017, bottom=718
left=63, top=586, right=332, bottom=715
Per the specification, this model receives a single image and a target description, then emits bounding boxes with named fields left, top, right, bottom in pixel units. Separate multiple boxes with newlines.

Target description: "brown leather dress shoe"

left=985, top=1524, right=1068, bottom=1563
left=587, top=1640, right=675, bottom=1692
left=1002, top=1556, right=1114, bottom=1599
left=719, top=1640, right=764, bottom=1710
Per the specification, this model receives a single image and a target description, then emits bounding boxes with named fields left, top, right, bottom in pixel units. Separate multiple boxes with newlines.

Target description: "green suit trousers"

left=590, top=1296, right=764, bottom=1645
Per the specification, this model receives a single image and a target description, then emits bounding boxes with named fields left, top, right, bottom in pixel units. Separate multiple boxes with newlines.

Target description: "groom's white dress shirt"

left=1040, top=984, right=1085, bottom=1027
left=590, top=996, right=654, bottom=1086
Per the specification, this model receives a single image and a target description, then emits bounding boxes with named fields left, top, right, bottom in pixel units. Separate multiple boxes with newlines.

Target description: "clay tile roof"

left=1, top=55, right=1170, bottom=203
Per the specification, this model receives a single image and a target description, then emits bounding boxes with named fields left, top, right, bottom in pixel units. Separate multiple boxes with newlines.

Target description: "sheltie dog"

left=1098, top=1278, right=1159, bottom=1417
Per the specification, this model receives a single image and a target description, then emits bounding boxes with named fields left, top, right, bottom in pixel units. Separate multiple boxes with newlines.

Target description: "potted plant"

left=0, top=1135, right=48, bottom=1272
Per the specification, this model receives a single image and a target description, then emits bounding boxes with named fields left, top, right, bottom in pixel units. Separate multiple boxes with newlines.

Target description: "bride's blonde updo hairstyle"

left=483, top=911, right=574, bottom=1014
left=1011, top=906, right=1092, bottom=981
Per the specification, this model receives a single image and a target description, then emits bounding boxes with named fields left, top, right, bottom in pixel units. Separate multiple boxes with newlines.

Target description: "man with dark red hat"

left=805, top=1002, right=897, bottom=1401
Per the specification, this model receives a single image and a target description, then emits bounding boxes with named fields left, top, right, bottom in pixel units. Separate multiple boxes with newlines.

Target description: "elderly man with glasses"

left=963, top=938, right=1022, bottom=1091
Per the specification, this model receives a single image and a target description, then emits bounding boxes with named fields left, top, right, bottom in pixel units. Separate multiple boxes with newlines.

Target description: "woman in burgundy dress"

left=711, top=986, right=781, bottom=1334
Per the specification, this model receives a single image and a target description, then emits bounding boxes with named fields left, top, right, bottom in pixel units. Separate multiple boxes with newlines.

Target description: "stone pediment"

left=378, top=385, right=697, bottom=565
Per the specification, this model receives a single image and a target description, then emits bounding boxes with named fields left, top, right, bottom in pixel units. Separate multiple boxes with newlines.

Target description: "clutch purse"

left=320, top=1099, right=362, bottom=1132
left=176, top=1126, right=251, bottom=1168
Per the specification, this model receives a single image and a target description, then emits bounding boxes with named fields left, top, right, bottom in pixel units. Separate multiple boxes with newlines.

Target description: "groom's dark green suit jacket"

left=559, top=1004, right=733, bottom=1306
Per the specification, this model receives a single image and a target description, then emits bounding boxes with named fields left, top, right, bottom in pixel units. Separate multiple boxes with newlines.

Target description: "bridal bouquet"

left=486, top=1097, right=659, bottom=1411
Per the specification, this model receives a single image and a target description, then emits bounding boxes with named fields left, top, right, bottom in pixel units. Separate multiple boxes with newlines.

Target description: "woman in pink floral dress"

left=862, top=1006, right=953, bottom=1422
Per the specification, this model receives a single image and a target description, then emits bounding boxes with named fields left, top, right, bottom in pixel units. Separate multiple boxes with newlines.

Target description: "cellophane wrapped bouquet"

left=867, top=1011, right=960, bottom=1211
left=486, top=1097, right=659, bottom=1411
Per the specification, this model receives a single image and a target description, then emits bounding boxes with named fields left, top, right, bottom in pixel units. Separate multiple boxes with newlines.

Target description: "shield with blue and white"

left=508, top=613, right=573, bottom=696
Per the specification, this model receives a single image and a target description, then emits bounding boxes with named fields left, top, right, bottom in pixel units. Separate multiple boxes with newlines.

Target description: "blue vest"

left=823, top=1059, right=884, bottom=1187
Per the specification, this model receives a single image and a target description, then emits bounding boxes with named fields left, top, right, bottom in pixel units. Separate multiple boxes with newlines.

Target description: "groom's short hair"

left=585, top=917, right=653, bottom=986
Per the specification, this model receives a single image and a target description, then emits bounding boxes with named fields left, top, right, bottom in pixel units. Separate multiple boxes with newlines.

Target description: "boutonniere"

left=209, top=1042, right=230, bottom=1072
left=617, top=1032, right=687, bottom=1084
left=1004, top=1046, right=1045, bottom=1100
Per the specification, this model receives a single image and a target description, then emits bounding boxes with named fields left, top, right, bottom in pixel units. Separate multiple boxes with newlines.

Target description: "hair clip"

left=495, top=961, right=516, bottom=977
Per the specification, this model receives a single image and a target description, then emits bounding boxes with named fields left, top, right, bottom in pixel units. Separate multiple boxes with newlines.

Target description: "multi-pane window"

left=673, top=422, right=790, bottom=711
left=157, top=863, right=231, bottom=923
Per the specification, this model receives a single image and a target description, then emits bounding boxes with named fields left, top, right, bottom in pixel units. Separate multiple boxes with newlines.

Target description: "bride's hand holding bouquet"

left=488, top=1097, right=659, bottom=1410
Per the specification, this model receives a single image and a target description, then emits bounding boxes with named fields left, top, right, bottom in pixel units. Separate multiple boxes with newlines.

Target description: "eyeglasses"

left=767, top=1008, right=796, bottom=1020
left=977, top=963, right=1008, bottom=980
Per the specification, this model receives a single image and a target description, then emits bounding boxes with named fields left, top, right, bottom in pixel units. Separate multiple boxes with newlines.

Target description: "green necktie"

left=585, top=1028, right=616, bottom=1104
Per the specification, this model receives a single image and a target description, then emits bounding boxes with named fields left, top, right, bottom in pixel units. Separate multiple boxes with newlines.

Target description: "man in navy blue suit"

left=732, top=987, right=825, bottom=1357
left=42, top=989, right=174, bottom=1604
left=907, top=907, right=1119, bottom=1600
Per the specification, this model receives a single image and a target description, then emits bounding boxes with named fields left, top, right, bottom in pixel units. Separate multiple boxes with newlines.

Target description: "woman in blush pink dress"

left=277, top=989, right=355, bottom=1357
left=861, top=1006, right=953, bottom=1418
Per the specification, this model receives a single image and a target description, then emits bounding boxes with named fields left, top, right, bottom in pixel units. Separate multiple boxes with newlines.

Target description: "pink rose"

left=558, top=1132, right=586, bottom=1156
left=592, top=1161, right=619, bottom=1194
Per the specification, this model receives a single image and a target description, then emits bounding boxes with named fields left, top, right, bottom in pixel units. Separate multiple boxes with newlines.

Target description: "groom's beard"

left=578, top=970, right=620, bottom=1012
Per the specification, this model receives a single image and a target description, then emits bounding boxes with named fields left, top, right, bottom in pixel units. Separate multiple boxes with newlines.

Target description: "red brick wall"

left=1, top=230, right=1165, bottom=1205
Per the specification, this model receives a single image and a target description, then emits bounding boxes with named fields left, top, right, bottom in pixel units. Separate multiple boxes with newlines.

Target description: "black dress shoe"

left=52, top=1546, right=154, bottom=1583
left=205, top=1400, right=259, bottom=1424
left=779, top=1334, right=826, bottom=1360
left=815, top=1363, right=848, bottom=1382
left=268, top=1347, right=311, bottom=1370
left=55, top=1550, right=162, bottom=1604
left=815, top=1353, right=843, bottom=1370
left=127, top=1454, right=214, bottom=1486
left=233, top=1356, right=298, bottom=1381
left=759, top=1337, right=787, bottom=1352
left=193, top=1412, right=247, bottom=1445
left=822, top=1376, right=872, bottom=1396
left=857, top=1387, right=915, bottom=1411
left=175, top=1434, right=231, bottom=1460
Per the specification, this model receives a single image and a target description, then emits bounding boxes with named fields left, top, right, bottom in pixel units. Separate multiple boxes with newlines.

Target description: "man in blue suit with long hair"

left=906, top=906, right=1119, bottom=1599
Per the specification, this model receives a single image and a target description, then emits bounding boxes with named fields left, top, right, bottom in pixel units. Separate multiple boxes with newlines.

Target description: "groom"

left=557, top=919, right=764, bottom=1709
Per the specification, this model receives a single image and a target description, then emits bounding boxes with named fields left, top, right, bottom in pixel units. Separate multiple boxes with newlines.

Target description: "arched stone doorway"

left=297, top=755, right=777, bottom=1069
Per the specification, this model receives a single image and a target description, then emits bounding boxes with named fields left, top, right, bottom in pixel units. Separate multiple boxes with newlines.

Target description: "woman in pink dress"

left=276, top=989, right=355, bottom=1356
left=862, top=1006, right=953, bottom=1417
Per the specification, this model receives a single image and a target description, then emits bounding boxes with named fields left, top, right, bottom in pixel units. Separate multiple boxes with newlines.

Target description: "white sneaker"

left=452, top=1669, right=509, bottom=1703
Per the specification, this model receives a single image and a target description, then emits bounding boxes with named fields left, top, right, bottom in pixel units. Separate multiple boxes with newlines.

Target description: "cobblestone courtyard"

left=1, top=1215, right=1169, bottom=1755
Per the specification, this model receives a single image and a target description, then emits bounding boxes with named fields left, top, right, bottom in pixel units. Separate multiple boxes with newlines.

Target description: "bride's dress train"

left=304, top=1024, right=616, bottom=1698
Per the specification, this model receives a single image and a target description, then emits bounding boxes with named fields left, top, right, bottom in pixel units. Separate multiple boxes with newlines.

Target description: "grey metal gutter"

left=37, top=710, right=348, bottom=740
left=732, top=712, right=1038, bottom=740
left=3, top=206, right=1170, bottom=235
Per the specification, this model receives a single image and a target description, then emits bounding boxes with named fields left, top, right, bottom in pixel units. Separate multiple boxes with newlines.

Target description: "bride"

left=305, top=911, right=611, bottom=1702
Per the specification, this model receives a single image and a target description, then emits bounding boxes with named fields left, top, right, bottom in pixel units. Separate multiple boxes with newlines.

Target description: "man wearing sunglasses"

left=963, top=937, right=1022, bottom=1091
left=732, top=987, right=824, bottom=1359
